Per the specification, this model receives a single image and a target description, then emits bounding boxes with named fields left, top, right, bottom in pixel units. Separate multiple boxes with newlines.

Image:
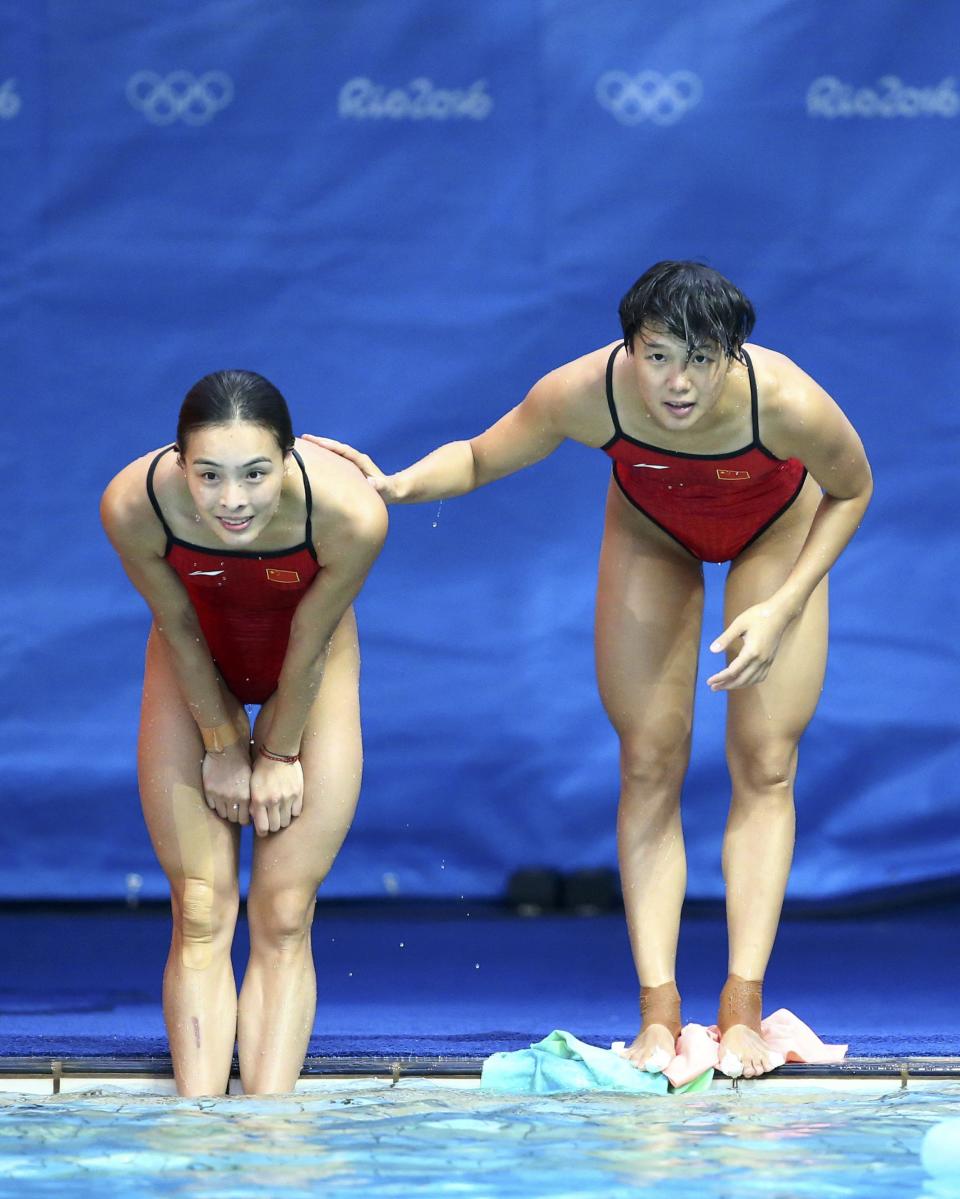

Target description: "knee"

left=619, top=733, right=691, bottom=799
left=728, top=739, right=798, bottom=795
left=249, top=887, right=317, bottom=953
left=175, top=876, right=239, bottom=970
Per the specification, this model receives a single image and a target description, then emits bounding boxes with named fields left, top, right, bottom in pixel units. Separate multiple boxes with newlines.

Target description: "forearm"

left=773, top=489, right=872, bottom=617
left=261, top=629, right=332, bottom=756
left=391, top=441, right=478, bottom=503
left=156, top=615, right=233, bottom=732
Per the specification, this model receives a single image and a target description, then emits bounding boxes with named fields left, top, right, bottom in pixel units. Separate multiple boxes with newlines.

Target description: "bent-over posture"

left=102, top=370, right=387, bottom=1095
left=308, top=261, right=873, bottom=1078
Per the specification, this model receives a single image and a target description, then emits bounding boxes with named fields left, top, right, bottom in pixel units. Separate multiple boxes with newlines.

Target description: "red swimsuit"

left=146, top=446, right=320, bottom=704
left=602, top=346, right=807, bottom=563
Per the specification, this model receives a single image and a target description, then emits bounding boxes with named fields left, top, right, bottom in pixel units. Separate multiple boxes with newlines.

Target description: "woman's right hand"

left=201, top=743, right=253, bottom=825
left=300, top=435, right=402, bottom=503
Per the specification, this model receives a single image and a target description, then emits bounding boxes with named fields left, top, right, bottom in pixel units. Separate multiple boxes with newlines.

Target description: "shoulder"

left=747, top=344, right=866, bottom=468
left=294, top=439, right=388, bottom=550
left=748, top=344, right=842, bottom=439
left=524, top=342, right=620, bottom=443
left=100, top=448, right=169, bottom=555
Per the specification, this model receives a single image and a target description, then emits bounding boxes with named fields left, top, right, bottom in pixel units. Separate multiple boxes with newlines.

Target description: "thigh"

left=595, top=482, right=705, bottom=748
left=249, top=608, right=363, bottom=895
left=138, top=628, right=242, bottom=893
left=724, top=481, right=828, bottom=748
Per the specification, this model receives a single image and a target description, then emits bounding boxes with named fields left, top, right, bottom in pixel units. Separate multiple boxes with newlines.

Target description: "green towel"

left=480, top=1030, right=713, bottom=1094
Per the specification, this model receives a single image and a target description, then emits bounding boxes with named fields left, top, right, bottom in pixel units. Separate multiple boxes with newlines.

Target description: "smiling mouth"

left=218, top=515, right=253, bottom=531
left=665, top=400, right=695, bottom=413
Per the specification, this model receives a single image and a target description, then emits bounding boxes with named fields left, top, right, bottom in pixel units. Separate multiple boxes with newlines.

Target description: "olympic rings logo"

left=126, top=70, right=234, bottom=125
left=595, top=70, right=703, bottom=126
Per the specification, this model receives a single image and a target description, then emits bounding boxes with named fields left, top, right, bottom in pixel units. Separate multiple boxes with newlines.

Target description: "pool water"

left=1, top=1080, right=959, bottom=1198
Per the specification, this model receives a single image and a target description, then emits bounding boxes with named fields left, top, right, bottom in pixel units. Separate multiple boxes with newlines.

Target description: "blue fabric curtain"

left=2, top=0, right=957, bottom=900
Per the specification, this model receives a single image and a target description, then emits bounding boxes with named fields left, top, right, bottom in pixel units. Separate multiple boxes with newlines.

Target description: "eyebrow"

left=192, top=457, right=273, bottom=468
left=642, top=339, right=711, bottom=351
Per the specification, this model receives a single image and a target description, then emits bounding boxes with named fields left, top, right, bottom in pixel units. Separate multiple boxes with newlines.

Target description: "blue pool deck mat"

left=2, top=900, right=959, bottom=1083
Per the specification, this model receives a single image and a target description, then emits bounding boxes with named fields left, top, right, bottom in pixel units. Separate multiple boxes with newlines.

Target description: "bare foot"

left=619, top=981, right=681, bottom=1072
left=620, top=1024, right=676, bottom=1072
left=718, top=1024, right=784, bottom=1079
left=717, top=974, right=784, bottom=1078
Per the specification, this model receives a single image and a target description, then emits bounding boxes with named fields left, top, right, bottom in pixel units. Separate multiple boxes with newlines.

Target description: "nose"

left=668, top=369, right=692, bottom=393
left=221, top=481, right=247, bottom=510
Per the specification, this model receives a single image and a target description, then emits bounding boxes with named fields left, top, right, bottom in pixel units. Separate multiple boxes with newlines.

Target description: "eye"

left=246, top=470, right=266, bottom=482
left=200, top=471, right=218, bottom=483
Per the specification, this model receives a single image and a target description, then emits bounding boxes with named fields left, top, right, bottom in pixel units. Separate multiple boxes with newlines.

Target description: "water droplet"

left=432, top=501, right=443, bottom=529
left=125, top=872, right=143, bottom=909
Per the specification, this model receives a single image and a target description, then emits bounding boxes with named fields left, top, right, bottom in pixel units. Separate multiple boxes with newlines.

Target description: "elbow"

left=465, top=440, right=484, bottom=492
left=854, top=468, right=874, bottom=514
left=153, top=604, right=202, bottom=644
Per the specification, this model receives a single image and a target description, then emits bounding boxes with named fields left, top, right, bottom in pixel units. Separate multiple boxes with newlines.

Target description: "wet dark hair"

left=618, top=261, right=755, bottom=361
left=176, top=370, right=294, bottom=456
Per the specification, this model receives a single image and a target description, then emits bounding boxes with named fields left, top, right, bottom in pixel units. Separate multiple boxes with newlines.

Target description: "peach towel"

left=664, top=1009, right=848, bottom=1087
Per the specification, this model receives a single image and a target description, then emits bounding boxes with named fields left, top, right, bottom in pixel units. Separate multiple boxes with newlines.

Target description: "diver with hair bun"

left=102, top=370, right=387, bottom=1096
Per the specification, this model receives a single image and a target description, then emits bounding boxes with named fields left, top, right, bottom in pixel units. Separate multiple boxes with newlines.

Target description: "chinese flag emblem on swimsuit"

left=716, top=468, right=751, bottom=481
left=266, top=568, right=301, bottom=584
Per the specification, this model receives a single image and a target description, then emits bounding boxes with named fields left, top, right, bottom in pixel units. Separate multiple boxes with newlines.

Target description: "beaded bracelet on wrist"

left=258, top=745, right=300, bottom=765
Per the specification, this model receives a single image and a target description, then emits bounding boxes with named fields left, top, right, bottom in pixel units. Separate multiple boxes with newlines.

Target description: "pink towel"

left=664, top=1010, right=847, bottom=1087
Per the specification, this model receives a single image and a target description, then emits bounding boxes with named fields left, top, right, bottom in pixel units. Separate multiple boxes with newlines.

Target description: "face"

left=181, top=422, right=287, bottom=545
left=629, top=325, right=730, bottom=431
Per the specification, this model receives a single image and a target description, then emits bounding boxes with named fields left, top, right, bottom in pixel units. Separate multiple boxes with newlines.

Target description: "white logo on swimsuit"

left=189, top=569, right=225, bottom=576
left=126, top=71, right=234, bottom=125
left=633, top=462, right=670, bottom=469
left=807, top=76, right=959, bottom=119
left=0, top=79, right=21, bottom=120
left=338, top=77, right=493, bottom=121
left=595, top=71, right=702, bottom=126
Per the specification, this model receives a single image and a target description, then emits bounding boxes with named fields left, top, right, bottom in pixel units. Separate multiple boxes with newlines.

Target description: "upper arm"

left=100, top=465, right=197, bottom=628
left=762, top=358, right=873, bottom=501
left=289, top=461, right=388, bottom=638
left=468, top=371, right=571, bottom=487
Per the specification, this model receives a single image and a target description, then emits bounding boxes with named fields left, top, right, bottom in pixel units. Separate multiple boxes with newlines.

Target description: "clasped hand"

left=707, top=599, right=795, bottom=691
left=201, top=744, right=304, bottom=836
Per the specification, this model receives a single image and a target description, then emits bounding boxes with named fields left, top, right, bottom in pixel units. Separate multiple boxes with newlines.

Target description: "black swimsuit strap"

left=604, top=343, right=625, bottom=437
left=742, top=349, right=761, bottom=446
left=291, top=448, right=314, bottom=548
left=145, top=445, right=176, bottom=543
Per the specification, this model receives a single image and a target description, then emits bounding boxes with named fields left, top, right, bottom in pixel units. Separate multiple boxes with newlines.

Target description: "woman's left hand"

left=250, top=756, right=305, bottom=837
left=707, top=600, right=796, bottom=691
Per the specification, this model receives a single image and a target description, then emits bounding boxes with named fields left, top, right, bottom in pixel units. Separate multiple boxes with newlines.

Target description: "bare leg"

left=237, top=610, right=363, bottom=1094
left=719, top=484, right=828, bottom=1076
left=138, top=629, right=246, bottom=1096
left=595, top=483, right=704, bottom=1067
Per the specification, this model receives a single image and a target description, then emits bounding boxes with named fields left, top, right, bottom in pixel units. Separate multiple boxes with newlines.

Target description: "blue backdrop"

left=2, top=0, right=958, bottom=902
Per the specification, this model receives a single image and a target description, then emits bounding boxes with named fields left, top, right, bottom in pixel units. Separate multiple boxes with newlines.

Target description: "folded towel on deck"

left=480, top=1029, right=712, bottom=1094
